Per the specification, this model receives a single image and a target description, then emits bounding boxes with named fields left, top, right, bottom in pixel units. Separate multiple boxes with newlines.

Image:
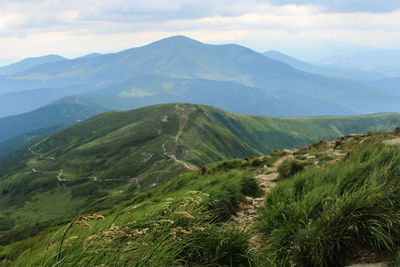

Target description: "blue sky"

left=0, top=0, right=399, bottom=64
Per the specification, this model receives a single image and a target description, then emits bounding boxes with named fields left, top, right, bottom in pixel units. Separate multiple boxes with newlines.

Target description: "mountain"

left=2, top=122, right=400, bottom=266
left=315, top=48, right=400, bottom=76
left=367, top=77, right=400, bottom=97
left=263, top=50, right=387, bottom=81
left=0, top=55, right=66, bottom=76
left=83, top=75, right=355, bottom=116
left=0, top=85, right=96, bottom=118
left=0, top=75, right=356, bottom=119
left=0, top=103, right=399, bottom=243
left=0, top=97, right=108, bottom=144
left=1, top=36, right=400, bottom=117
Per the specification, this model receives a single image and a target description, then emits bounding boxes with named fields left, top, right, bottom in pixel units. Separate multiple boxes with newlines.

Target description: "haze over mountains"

left=314, top=48, right=400, bottom=74
left=1, top=35, right=400, bottom=147
left=0, top=55, right=66, bottom=76
left=263, top=51, right=388, bottom=81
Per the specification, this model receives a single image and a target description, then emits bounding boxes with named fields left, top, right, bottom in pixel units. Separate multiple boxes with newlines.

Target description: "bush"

left=240, top=174, right=263, bottom=197
left=277, top=160, right=304, bottom=179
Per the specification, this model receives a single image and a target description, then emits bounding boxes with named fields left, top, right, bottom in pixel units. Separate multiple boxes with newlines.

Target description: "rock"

left=384, top=138, right=400, bottom=145
left=306, top=155, right=316, bottom=160
left=333, top=150, right=344, bottom=157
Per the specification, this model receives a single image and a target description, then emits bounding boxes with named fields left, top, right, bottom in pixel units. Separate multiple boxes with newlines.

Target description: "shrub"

left=240, top=174, right=263, bottom=197
left=277, top=160, right=304, bottom=179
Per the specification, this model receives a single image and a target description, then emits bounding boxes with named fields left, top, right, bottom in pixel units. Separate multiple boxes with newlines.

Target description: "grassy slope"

left=3, top=129, right=400, bottom=266
left=0, top=97, right=108, bottom=143
left=257, top=129, right=400, bottom=266
left=0, top=103, right=400, bottom=245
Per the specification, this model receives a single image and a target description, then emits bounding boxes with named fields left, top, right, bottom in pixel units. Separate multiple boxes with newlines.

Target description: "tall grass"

left=9, top=170, right=260, bottom=266
left=257, top=139, right=400, bottom=266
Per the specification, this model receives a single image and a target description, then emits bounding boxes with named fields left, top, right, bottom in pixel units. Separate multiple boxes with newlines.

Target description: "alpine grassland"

left=3, top=167, right=262, bottom=266
left=257, top=131, right=400, bottom=266
left=1, top=104, right=400, bottom=266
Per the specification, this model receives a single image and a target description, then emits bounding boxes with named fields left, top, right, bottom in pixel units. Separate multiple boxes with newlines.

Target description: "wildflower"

left=85, top=235, right=99, bottom=241
left=74, top=220, right=92, bottom=229
left=159, top=219, right=174, bottom=224
left=65, top=236, right=79, bottom=243
left=180, top=229, right=192, bottom=235
left=176, top=211, right=194, bottom=219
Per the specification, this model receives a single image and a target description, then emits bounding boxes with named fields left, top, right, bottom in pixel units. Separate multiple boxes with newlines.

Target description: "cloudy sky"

left=0, top=0, right=399, bottom=65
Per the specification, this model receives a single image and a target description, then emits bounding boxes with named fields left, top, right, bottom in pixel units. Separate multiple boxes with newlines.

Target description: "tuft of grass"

left=257, top=140, right=400, bottom=266
left=240, top=173, right=263, bottom=198
left=11, top=191, right=254, bottom=266
left=277, top=160, right=304, bottom=179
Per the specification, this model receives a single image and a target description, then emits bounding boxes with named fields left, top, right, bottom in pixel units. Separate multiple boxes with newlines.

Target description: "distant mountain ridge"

left=0, top=35, right=400, bottom=119
left=263, top=50, right=387, bottom=81
left=0, top=55, right=66, bottom=76
left=0, top=97, right=108, bottom=143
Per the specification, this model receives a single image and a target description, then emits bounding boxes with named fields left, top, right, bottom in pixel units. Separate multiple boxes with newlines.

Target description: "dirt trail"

left=231, top=141, right=348, bottom=229
left=134, top=178, right=141, bottom=193
left=159, top=104, right=198, bottom=171
left=174, top=104, right=197, bottom=144
left=162, top=143, right=197, bottom=171
left=231, top=151, right=293, bottom=229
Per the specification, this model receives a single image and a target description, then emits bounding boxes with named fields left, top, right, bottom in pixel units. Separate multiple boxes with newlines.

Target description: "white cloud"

left=0, top=0, right=399, bottom=63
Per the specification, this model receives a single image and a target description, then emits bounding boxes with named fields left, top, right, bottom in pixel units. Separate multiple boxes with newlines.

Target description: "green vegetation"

left=277, top=159, right=304, bottom=179
left=257, top=134, right=400, bottom=266
left=0, top=98, right=107, bottom=143
left=2, top=127, right=400, bottom=266
left=2, top=168, right=260, bottom=266
left=1, top=103, right=400, bottom=245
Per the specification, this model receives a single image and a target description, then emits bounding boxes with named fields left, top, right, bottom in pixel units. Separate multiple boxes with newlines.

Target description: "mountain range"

left=263, top=50, right=388, bottom=81
left=2, top=35, right=400, bottom=266
left=1, top=36, right=400, bottom=121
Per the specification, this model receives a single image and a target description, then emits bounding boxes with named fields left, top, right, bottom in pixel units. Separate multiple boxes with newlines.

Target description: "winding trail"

left=174, top=104, right=197, bottom=144
left=161, top=143, right=197, bottom=171
left=230, top=152, right=291, bottom=229
left=160, top=104, right=198, bottom=171
left=29, top=147, right=133, bottom=184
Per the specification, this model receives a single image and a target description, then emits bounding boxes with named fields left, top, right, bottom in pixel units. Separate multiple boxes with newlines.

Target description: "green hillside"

left=0, top=103, right=399, bottom=246
left=3, top=127, right=400, bottom=266
left=0, top=96, right=108, bottom=144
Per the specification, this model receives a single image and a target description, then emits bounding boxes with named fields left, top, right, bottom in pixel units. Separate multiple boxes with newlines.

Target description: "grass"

left=257, top=136, right=400, bottom=266
left=1, top=103, right=399, bottom=243
left=2, top=105, right=400, bottom=265
left=277, top=159, right=304, bottom=179
left=1, top=167, right=262, bottom=266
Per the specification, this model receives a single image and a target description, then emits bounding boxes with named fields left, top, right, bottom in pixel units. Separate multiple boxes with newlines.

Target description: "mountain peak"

left=148, top=35, right=203, bottom=47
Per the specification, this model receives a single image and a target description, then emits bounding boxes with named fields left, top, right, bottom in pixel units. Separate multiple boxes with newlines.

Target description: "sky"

left=0, top=0, right=400, bottom=65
